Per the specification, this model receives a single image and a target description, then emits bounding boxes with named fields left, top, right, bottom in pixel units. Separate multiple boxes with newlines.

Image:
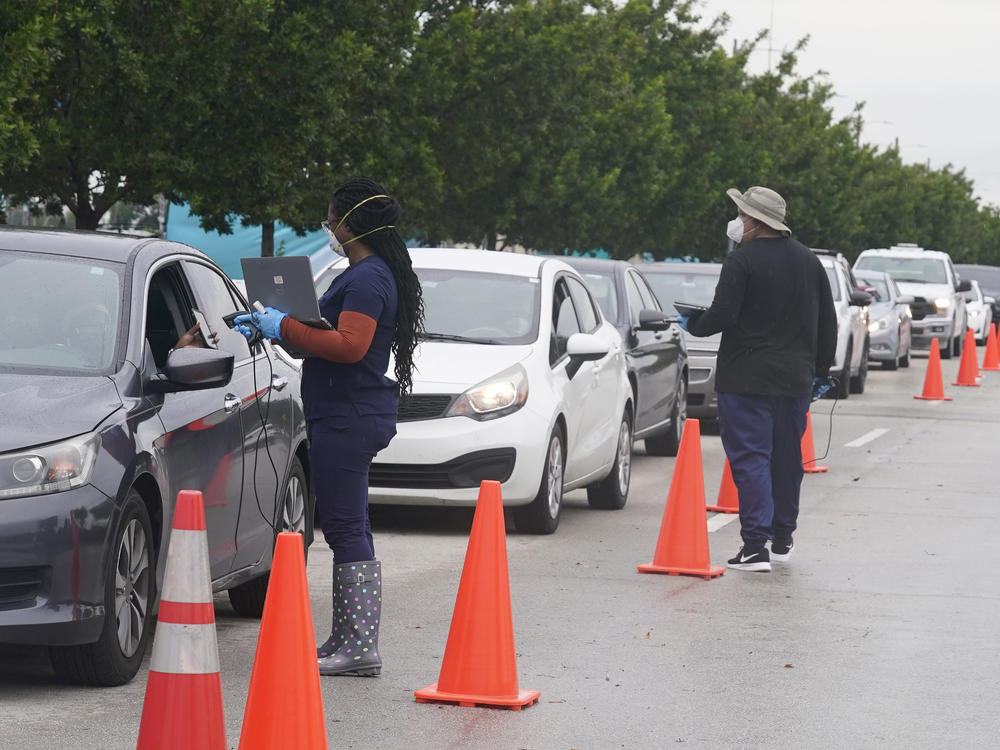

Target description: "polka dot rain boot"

left=317, top=560, right=382, bottom=677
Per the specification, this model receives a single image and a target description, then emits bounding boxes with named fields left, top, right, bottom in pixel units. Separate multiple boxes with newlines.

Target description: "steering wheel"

left=464, top=326, right=508, bottom=338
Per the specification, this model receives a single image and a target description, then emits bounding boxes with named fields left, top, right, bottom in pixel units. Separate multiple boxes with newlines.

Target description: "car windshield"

left=856, top=277, right=888, bottom=302
left=855, top=256, right=948, bottom=284
left=417, top=268, right=539, bottom=344
left=0, top=250, right=122, bottom=374
left=577, top=271, right=617, bottom=322
left=643, top=268, right=720, bottom=311
left=823, top=266, right=841, bottom=301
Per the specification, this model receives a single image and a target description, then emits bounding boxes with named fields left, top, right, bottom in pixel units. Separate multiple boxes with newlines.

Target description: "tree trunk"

left=261, top=221, right=274, bottom=257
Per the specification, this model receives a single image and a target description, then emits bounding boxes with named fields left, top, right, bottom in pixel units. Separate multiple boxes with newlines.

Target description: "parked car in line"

left=317, top=249, right=635, bottom=534
left=854, top=270, right=914, bottom=369
left=637, top=262, right=723, bottom=424
left=558, top=257, right=688, bottom=456
left=814, top=249, right=872, bottom=398
left=854, top=244, right=970, bottom=359
left=962, top=279, right=994, bottom=344
left=954, top=263, right=1000, bottom=325
left=0, top=227, right=312, bottom=686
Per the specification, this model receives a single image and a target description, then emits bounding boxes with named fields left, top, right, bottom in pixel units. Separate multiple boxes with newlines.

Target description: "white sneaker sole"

left=726, top=561, right=771, bottom=572
left=770, top=547, right=794, bottom=562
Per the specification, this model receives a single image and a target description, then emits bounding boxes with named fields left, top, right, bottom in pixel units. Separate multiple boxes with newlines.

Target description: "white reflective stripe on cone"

left=149, top=622, right=221, bottom=674
left=160, top=529, right=213, bottom=604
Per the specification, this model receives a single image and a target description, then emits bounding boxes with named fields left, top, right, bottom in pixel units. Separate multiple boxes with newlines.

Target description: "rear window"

left=855, top=255, right=947, bottom=284
left=641, top=269, right=720, bottom=310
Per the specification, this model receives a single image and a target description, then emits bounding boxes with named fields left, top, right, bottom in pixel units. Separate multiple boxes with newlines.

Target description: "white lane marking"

left=707, top=513, right=739, bottom=532
left=844, top=428, right=889, bottom=448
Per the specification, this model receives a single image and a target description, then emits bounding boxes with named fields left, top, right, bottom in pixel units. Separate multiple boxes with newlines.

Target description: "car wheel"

left=587, top=409, right=633, bottom=510
left=900, top=348, right=910, bottom=368
left=514, top=426, right=564, bottom=534
left=228, top=457, right=312, bottom=617
left=830, top=342, right=851, bottom=399
left=49, top=489, right=155, bottom=686
left=850, top=342, right=869, bottom=393
left=644, top=376, right=687, bottom=457
left=953, top=332, right=963, bottom=357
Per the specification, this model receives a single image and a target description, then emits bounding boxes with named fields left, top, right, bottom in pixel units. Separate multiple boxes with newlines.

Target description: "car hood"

left=412, top=342, right=533, bottom=390
left=894, top=281, right=954, bottom=302
left=867, top=301, right=894, bottom=319
left=682, top=330, right=721, bottom=353
left=0, top=374, right=123, bottom=452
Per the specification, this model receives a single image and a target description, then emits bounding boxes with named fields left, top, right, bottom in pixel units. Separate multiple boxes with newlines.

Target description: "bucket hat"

left=726, top=186, right=791, bottom=234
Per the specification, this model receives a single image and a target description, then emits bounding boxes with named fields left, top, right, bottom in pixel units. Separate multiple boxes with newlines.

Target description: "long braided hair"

left=330, top=178, right=424, bottom=395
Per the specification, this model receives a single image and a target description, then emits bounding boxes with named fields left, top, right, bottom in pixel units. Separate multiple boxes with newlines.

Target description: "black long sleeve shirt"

left=687, top=236, right=837, bottom=398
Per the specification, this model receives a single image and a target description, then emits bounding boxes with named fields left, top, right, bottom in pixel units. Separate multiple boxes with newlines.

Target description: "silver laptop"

left=240, top=256, right=332, bottom=329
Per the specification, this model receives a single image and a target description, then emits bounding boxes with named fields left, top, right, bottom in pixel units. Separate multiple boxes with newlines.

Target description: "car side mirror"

left=636, top=308, right=672, bottom=332
left=956, top=279, right=972, bottom=293
left=565, top=332, right=611, bottom=379
left=849, top=290, right=872, bottom=307
left=147, top=346, right=235, bottom=392
left=985, top=296, right=997, bottom=305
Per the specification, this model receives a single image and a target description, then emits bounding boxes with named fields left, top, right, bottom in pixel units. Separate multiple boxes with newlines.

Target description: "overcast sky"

left=695, top=0, right=1000, bottom=209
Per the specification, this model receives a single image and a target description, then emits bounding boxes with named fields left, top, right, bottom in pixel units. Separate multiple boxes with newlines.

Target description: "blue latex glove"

left=233, top=307, right=287, bottom=341
left=676, top=314, right=690, bottom=331
left=811, top=375, right=832, bottom=401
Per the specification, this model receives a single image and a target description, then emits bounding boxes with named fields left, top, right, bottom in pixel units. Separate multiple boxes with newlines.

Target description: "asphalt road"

left=2, top=350, right=999, bottom=749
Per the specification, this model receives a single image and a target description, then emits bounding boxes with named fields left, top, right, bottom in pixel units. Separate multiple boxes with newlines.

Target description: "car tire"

left=587, top=409, right=633, bottom=510
left=514, top=426, right=564, bottom=535
left=953, top=332, right=963, bottom=357
left=830, top=342, right=851, bottom=399
left=644, top=377, right=687, bottom=457
left=228, top=456, right=312, bottom=617
left=49, top=489, right=155, bottom=686
left=850, top=342, right=869, bottom=393
left=900, top=349, right=910, bottom=368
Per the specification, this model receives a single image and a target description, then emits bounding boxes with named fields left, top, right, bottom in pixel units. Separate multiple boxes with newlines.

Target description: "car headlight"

left=0, top=433, right=101, bottom=499
left=868, top=316, right=891, bottom=333
left=446, top=364, right=528, bottom=421
left=934, top=297, right=951, bottom=312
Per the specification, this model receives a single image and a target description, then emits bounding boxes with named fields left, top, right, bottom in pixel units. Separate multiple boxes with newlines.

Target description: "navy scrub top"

left=301, top=254, right=399, bottom=420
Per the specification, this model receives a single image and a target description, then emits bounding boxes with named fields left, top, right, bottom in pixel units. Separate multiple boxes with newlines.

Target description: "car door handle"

left=224, top=394, right=241, bottom=413
left=271, top=375, right=288, bottom=391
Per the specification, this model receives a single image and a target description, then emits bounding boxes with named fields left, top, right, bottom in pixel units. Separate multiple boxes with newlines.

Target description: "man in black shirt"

left=683, top=186, right=837, bottom=572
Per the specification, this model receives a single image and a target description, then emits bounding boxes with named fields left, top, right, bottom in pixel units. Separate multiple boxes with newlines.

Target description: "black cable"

left=248, top=338, right=282, bottom=537
left=803, top=376, right=839, bottom=466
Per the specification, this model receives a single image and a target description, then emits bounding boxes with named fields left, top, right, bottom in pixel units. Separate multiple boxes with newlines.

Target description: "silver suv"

left=853, top=244, right=970, bottom=359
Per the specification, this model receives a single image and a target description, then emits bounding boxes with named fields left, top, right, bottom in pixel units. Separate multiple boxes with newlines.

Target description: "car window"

left=566, top=276, right=600, bottom=332
left=857, top=277, right=887, bottom=301
left=963, top=282, right=982, bottom=303
left=855, top=256, right=948, bottom=284
left=550, top=278, right=581, bottom=364
left=577, top=270, right=617, bottom=323
left=630, top=270, right=661, bottom=312
left=418, top=268, right=539, bottom=344
left=641, top=269, right=719, bottom=310
left=182, top=260, right=252, bottom=362
left=624, top=272, right=646, bottom=324
left=823, top=266, right=841, bottom=301
left=0, top=250, right=122, bottom=374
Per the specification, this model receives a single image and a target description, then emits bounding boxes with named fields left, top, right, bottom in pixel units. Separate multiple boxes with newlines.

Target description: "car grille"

left=370, top=448, right=516, bottom=489
left=398, top=394, right=456, bottom=422
left=909, top=297, right=934, bottom=321
left=0, top=567, right=48, bottom=611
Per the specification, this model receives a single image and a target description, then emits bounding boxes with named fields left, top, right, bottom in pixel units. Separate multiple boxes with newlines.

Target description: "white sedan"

left=319, top=248, right=635, bottom=534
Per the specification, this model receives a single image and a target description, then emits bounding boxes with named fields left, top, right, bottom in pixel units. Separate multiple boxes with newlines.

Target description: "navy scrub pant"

left=717, top=392, right=811, bottom=550
left=307, top=414, right=396, bottom=564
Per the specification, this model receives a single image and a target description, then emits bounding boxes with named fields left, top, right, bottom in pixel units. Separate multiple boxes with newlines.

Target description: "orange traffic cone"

left=953, top=328, right=980, bottom=386
left=914, top=338, right=952, bottom=400
left=706, top=457, right=739, bottom=513
left=238, top=533, right=327, bottom=749
left=982, top=323, right=1000, bottom=370
left=137, top=490, right=226, bottom=750
left=414, top=481, right=540, bottom=710
left=801, top=412, right=828, bottom=474
left=638, top=418, right=725, bottom=579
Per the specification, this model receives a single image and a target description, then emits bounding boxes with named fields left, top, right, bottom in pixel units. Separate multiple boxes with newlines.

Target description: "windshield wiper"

left=420, top=332, right=503, bottom=345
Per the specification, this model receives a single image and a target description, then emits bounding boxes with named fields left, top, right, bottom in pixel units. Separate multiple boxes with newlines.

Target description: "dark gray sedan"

left=0, top=227, right=312, bottom=685
left=638, top=263, right=723, bottom=424
left=560, top=257, right=688, bottom=456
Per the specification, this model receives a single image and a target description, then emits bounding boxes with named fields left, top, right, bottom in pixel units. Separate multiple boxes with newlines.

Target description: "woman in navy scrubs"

left=237, top=178, right=424, bottom=676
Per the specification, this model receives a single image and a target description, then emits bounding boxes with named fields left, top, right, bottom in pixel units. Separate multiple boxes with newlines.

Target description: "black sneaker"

left=770, top=538, right=794, bottom=562
left=727, top=546, right=771, bottom=572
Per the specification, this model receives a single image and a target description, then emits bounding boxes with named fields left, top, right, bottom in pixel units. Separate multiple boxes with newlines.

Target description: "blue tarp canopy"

left=165, top=202, right=330, bottom=279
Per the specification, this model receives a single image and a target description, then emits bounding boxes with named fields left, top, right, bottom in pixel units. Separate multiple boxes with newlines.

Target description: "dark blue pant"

left=717, top=393, right=811, bottom=549
left=307, top=415, right=396, bottom=564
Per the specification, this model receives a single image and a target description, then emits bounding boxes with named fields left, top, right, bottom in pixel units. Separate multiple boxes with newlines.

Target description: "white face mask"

left=329, top=237, right=347, bottom=258
left=726, top=216, right=746, bottom=244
